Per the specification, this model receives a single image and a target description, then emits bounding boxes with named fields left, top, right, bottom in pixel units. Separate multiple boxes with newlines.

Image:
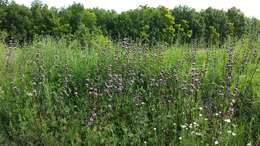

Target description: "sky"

left=14, top=0, right=260, bottom=19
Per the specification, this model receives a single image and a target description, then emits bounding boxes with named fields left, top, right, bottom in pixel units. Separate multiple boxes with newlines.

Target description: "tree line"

left=0, top=0, right=260, bottom=45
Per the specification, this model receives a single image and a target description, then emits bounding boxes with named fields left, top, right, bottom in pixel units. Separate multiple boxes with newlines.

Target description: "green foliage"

left=0, top=1, right=259, bottom=145
left=227, top=7, right=246, bottom=38
left=0, top=30, right=6, bottom=42
left=0, top=1, right=259, bottom=45
left=113, top=6, right=175, bottom=42
left=0, top=1, right=32, bottom=42
left=59, top=3, right=97, bottom=34
left=201, top=7, right=231, bottom=44
left=172, top=6, right=204, bottom=43
left=31, top=0, right=61, bottom=36
left=0, top=36, right=259, bottom=145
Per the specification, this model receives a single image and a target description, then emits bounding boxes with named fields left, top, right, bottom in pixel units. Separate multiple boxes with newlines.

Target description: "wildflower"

left=193, top=122, right=198, bottom=127
left=179, top=137, right=182, bottom=140
left=86, top=111, right=97, bottom=127
left=195, top=132, right=202, bottom=136
left=227, top=130, right=232, bottom=134
left=229, top=107, right=235, bottom=114
left=199, top=107, right=203, bottom=110
left=214, top=140, right=219, bottom=145
left=27, top=92, right=33, bottom=97
left=153, top=128, right=156, bottom=131
left=181, top=125, right=186, bottom=129
left=232, top=132, right=236, bottom=136
left=224, top=119, right=231, bottom=123
left=247, top=142, right=251, bottom=146
left=199, top=114, right=202, bottom=117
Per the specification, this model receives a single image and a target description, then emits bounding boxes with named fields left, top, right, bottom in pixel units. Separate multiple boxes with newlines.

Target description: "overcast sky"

left=14, top=0, right=260, bottom=19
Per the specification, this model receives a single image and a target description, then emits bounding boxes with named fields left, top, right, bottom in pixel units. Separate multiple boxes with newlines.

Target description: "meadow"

left=0, top=37, right=259, bottom=146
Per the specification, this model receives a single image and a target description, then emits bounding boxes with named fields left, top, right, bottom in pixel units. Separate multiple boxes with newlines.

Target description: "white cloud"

left=14, top=0, right=260, bottom=18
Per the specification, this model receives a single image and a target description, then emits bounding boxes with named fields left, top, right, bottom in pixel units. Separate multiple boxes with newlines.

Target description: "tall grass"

left=0, top=37, right=259, bottom=146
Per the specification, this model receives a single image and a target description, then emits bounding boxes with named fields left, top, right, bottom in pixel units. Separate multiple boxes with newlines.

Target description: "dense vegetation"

left=0, top=0, right=260, bottom=146
left=0, top=0, right=260, bottom=45
left=0, top=36, right=259, bottom=146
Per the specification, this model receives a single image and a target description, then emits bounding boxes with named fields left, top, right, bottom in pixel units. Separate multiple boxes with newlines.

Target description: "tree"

left=0, top=1, right=32, bottom=42
left=0, top=1, right=258, bottom=45
left=93, top=8, right=118, bottom=36
left=201, top=7, right=232, bottom=44
left=172, top=6, right=205, bottom=43
left=111, top=6, right=175, bottom=43
left=227, top=7, right=246, bottom=39
left=59, top=3, right=97, bottom=35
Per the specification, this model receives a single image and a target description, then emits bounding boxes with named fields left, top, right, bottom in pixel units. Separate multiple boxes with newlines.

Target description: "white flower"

left=215, top=113, right=219, bottom=116
left=181, top=125, right=186, bottom=128
left=153, top=128, right=156, bottom=131
left=224, top=119, right=231, bottom=123
left=195, top=132, right=202, bottom=136
left=179, top=137, right=182, bottom=140
left=199, top=114, right=202, bottom=117
left=214, top=140, right=219, bottom=145
left=27, top=92, right=33, bottom=97
left=227, top=130, right=232, bottom=134
left=247, top=142, right=251, bottom=146
left=199, top=107, right=203, bottom=110
left=193, top=122, right=198, bottom=127
left=232, top=132, right=236, bottom=136
left=144, top=141, right=147, bottom=144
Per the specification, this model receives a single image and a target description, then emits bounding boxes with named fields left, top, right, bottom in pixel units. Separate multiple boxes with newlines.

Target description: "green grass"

left=0, top=37, right=259, bottom=146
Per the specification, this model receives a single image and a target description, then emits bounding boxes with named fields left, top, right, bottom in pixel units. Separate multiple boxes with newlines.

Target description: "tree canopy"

left=0, top=0, right=259, bottom=45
